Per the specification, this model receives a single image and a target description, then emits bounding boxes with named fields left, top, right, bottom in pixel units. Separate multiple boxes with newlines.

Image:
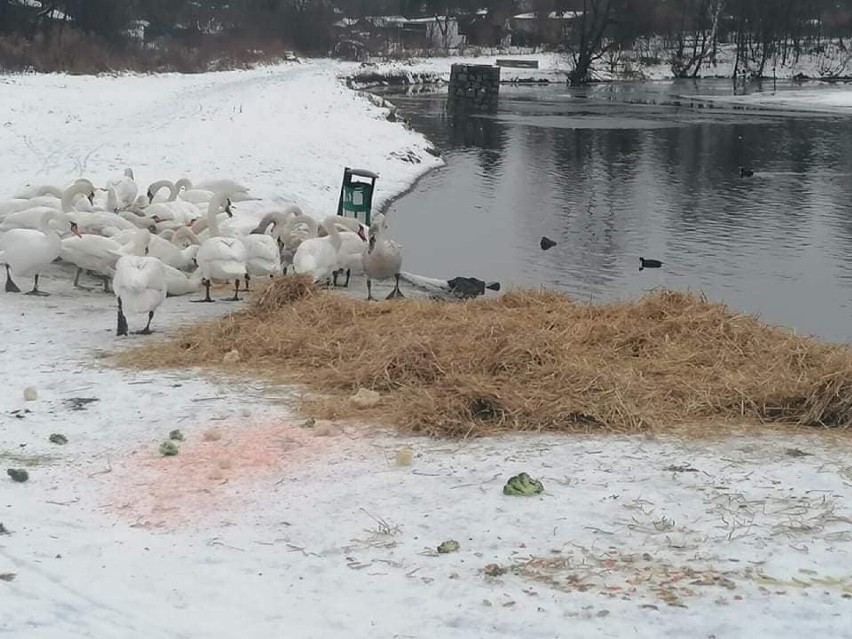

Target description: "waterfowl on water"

left=639, top=257, right=662, bottom=271
left=540, top=236, right=557, bottom=251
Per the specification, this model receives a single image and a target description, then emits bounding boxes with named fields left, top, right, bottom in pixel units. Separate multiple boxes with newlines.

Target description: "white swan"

left=69, top=188, right=151, bottom=237
left=138, top=226, right=199, bottom=271
left=174, top=178, right=216, bottom=205
left=243, top=229, right=283, bottom=290
left=112, top=229, right=168, bottom=336
left=292, top=215, right=364, bottom=285
left=194, top=178, right=258, bottom=202
left=362, top=213, right=404, bottom=300
left=189, top=206, right=237, bottom=240
left=324, top=217, right=368, bottom=287
left=0, top=210, right=81, bottom=295
left=145, top=180, right=202, bottom=223
left=0, top=186, right=65, bottom=219
left=194, top=194, right=247, bottom=302
left=106, top=168, right=138, bottom=210
left=0, top=181, right=95, bottom=232
left=162, top=263, right=203, bottom=297
left=60, top=233, right=125, bottom=292
left=251, top=206, right=307, bottom=272
left=1, top=182, right=90, bottom=218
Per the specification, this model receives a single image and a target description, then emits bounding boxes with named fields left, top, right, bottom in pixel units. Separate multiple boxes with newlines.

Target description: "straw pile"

left=115, top=276, right=852, bottom=437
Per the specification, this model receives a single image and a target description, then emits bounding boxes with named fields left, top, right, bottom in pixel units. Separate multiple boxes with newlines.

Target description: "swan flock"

left=0, top=169, right=406, bottom=336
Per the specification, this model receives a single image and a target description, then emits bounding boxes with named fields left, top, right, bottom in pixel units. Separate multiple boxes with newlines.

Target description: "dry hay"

left=114, top=275, right=852, bottom=438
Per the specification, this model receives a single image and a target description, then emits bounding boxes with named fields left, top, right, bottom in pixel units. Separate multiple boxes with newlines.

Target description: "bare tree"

left=567, top=0, right=621, bottom=86
left=671, top=0, right=723, bottom=78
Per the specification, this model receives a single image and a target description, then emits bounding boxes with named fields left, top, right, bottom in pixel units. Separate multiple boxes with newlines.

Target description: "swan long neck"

left=253, top=209, right=296, bottom=235
left=149, top=180, right=177, bottom=202
left=133, top=229, right=151, bottom=256
left=368, top=214, right=389, bottom=254
left=321, top=216, right=345, bottom=251
left=39, top=210, right=65, bottom=234
left=252, top=212, right=277, bottom=235
left=38, top=185, right=63, bottom=198
left=172, top=226, right=200, bottom=246
left=61, top=183, right=93, bottom=213
left=175, top=178, right=193, bottom=193
left=276, top=214, right=317, bottom=242
left=205, top=194, right=229, bottom=238
left=106, top=187, right=119, bottom=211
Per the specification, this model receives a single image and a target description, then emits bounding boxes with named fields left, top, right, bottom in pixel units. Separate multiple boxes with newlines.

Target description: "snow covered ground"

left=1, top=59, right=852, bottom=638
left=0, top=59, right=442, bottom=216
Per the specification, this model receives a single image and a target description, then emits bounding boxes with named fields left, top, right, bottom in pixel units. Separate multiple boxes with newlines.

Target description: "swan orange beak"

left=357, top=225, right=367, bottom=242
left=70, top=222, right=82, bottom=238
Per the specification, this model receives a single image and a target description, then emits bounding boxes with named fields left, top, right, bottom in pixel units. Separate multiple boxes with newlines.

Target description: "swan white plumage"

left=292, top=215, right=365, bottom=285
left=194, top=193, right=247, bottom=302
left=145, top=180, right=202, bottom=223
left=362, top=213, right=404, bottom=301
left=174, top=178, right=216, bottom=205
left=0, top=210, right=81, bottom=295
left=194, top=178, right=259, bottom=202
left=0, top=181, right=95, bottom=232
left=243, top=229, right=283, bottom=290
left=162, top=263, right=203, bottom=297
left=323, top=217, right=368, bottom=287
left=0, top=186, right=65, bottom=219
left=106, top=168, right=138, bottom=210
left=0, top=183, right=85, bottom=218
left=60, top=233, right=125, bottom=292
left=251, top=206, right=307, bottom=272
left=134, top=226, right=199, bottom=271
left=71, top=188, right=151, bottom=237
left=112, top=229, right=168, bottom=336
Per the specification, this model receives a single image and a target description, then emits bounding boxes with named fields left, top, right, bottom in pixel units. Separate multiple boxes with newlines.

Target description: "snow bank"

left=345, top=52, right=570, bottom=87
left=0, top=60, right=443, bottom=218
left=692, top=87, right=852, bottom=114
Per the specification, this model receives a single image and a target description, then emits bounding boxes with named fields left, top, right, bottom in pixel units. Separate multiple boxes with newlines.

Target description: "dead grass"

left=114, top=276, right=852, bottom=438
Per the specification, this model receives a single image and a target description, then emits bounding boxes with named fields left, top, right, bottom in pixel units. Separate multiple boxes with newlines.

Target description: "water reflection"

left=384, top=81, right=852, bottom=342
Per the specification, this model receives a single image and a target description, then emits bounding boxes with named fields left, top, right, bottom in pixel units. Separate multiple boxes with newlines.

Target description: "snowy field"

left=0, top=59, right=442, bottom=214
left=1, top=59, right=852, bottom=638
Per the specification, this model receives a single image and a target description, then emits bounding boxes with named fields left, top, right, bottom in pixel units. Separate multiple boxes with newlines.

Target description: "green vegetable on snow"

left=503, top=472, right=544, bottom=496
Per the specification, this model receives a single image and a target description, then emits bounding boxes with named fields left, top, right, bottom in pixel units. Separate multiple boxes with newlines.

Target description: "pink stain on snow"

left=101, top=419, right=354, bottom=530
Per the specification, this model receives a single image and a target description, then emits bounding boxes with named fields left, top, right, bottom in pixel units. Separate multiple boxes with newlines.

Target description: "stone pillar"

left=447, top=64, right=500, bottom=115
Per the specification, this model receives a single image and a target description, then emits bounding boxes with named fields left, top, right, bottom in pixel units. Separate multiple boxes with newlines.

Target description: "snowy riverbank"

left=0, top=59, right=443, bottom=216
left=1, top=59, right=852, bottom=638
left=344, top=42, right=852, bottom=88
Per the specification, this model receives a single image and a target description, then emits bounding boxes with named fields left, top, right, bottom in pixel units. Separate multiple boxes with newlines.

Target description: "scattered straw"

left=114, top=276, right=852, bottom=438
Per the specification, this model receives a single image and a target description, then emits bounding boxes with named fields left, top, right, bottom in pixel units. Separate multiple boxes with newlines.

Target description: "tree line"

left=1, top=0, right=850, bottom=79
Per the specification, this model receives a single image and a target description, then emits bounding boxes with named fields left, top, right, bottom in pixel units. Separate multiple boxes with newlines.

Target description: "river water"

left=380, top=80, right=852, bottom=343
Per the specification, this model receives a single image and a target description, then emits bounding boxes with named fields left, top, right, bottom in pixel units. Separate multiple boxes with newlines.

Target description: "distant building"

left=333, top=14, right=466, bottom=53
left=509, top=10, right=583, bottom=46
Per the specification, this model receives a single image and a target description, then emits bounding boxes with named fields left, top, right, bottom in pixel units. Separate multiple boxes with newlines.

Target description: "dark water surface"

left=381, top=80, right=852, bottom=343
